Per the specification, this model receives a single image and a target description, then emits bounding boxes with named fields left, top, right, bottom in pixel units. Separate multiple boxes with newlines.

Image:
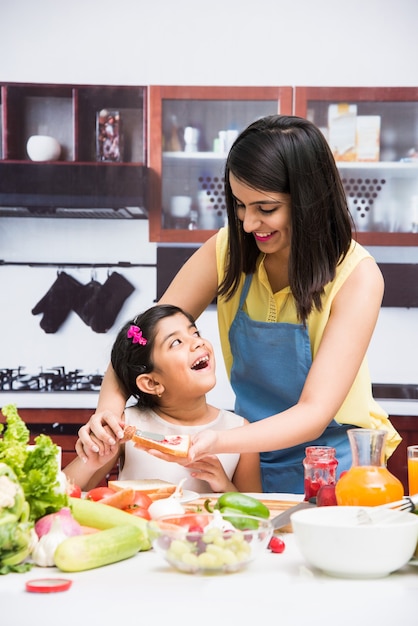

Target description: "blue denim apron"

left=229, top=274, right=352, bottom=493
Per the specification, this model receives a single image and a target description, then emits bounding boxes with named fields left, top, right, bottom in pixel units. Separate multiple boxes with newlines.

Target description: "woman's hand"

left=135, top=429, right=220, bottom=465
left=188, top=429, right=219, bottom=462
left=77, top=410, right=125, bottom=459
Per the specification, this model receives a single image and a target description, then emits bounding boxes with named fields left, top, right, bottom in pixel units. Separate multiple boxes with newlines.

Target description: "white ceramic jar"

left=26, top=135, right=61, bottom=161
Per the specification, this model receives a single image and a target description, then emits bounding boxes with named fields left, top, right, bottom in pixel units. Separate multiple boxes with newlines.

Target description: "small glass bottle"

left=335, top=429, right=404, bottom=506
left=303, top=446, right=338, bottom=501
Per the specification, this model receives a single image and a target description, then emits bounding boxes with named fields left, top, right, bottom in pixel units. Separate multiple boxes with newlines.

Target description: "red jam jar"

left=303, top=446, right=338, bottom=501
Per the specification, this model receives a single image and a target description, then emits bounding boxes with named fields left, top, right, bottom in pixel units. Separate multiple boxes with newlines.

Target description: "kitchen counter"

left=2, top=495, right=418, bottom=626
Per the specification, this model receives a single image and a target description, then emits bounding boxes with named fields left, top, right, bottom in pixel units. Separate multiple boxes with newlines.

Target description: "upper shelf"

left=0, top=82, right=148, bottom=218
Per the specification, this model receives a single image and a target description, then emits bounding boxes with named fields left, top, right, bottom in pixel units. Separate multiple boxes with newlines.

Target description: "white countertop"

left=2, top=494, right=418, bottom=626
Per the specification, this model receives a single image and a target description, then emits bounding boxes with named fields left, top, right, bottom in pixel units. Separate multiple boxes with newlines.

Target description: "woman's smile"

left=253, top=231, right=277, bottom=242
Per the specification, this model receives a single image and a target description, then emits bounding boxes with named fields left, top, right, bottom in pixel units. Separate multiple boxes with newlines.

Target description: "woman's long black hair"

left=219, top=114, right=353, bottom=324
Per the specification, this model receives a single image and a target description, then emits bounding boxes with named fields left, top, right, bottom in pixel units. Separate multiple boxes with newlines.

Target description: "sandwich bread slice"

left=108, top=478, right=177, bottom=499
left=123, top=425, right=190, bottom=458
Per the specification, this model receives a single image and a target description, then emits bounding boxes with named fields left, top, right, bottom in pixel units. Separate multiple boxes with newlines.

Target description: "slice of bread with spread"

left=108, top=478, right=177, bottom=500
left=123, top=425, right=190, bottom=458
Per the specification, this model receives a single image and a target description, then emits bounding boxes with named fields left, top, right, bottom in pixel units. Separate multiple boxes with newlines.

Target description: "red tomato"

left=169, top=514, right=209, bottom=529
left=125, top=506, right=151, bottom=520
left=132, top=492, right=153, bottom=510
left=85, top=487, right=115, bottom=501
left=67, top=482, right=82, bottom=498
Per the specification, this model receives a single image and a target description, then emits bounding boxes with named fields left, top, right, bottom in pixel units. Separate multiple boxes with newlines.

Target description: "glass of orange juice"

left=407, top=445, right=418, bottom=495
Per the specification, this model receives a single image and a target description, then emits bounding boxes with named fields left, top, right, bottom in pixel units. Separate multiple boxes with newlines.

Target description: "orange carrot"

left=100, top=488, right=137, bottom=510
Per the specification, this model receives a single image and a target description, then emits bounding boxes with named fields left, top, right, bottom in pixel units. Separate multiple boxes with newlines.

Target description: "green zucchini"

left=54, top=525, right=144, bottom=572
left=69, top=496, right=152, bottom=550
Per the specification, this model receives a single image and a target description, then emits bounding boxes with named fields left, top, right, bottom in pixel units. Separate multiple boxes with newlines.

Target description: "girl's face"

left=230, top=172, right=292, bottom=256
left=150, top=313, right=216, bottom=395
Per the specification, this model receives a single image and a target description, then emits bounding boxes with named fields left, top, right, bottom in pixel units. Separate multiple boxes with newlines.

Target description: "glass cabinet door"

left=295, top=87, right=418, bottom=246
left=148, top=86, right=292, bottom=243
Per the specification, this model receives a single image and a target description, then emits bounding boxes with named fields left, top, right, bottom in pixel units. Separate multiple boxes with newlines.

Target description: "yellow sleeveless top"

left=215, top=227, right=401, bottom=457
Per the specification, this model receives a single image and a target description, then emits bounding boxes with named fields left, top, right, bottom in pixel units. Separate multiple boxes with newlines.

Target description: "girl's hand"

left=77, top=410, right=125, bottom=455
left=187, top=455, right=235, bottom=493
left=74, top=436, right=118, bottom=469
left=75, top=428, right=119, bottom=464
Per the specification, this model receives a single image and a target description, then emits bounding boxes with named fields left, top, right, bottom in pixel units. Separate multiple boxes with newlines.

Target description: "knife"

left=135, top=429, right=166, bottom=442
left=271, top=500, right=316, bottom=530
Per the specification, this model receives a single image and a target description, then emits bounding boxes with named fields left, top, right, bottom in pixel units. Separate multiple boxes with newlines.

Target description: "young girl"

left=64, top=304, right=261, bottom=493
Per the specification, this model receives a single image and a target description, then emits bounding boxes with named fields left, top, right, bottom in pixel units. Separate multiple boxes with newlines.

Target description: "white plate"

left=180, top=490, right=200, bottom=504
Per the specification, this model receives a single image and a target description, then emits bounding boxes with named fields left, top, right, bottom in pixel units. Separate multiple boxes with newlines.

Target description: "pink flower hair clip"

left=127, top=325, right=147, bottom=346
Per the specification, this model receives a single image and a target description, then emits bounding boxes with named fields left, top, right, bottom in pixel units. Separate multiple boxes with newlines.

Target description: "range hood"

left=0, top=162, right=148, bottom=219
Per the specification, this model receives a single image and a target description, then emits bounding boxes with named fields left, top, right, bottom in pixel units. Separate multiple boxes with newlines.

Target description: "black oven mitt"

left=31, top=272, right=84, bottom=333
left=89, top=271, right=135, bottom=333
left=72, top=278, right=103, bottom=327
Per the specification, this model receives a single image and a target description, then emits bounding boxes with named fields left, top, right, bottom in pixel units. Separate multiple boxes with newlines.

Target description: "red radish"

left=268, top=536, right=286, bottom=553
left=35, top=507, right=82, bottom=538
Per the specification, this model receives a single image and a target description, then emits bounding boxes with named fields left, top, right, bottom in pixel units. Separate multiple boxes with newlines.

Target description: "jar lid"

left=26, top=578, right=72, bottom=593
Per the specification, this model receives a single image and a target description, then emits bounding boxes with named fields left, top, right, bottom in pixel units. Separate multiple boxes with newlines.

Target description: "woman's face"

left=230, top=172, right=292, bottom=256
left=150, top=313, right=216, bottom=395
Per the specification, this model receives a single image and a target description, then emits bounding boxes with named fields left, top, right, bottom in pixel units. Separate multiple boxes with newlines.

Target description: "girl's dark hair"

left=111, top=304, right=195, bottom=409
left=220, top=114, right=353, bottom=324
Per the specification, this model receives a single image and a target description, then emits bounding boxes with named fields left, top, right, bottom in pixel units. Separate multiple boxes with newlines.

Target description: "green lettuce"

left=0, top=404, right=68, bottom=521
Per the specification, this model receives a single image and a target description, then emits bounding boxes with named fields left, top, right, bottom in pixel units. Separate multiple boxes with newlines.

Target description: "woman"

left=66, top=304, right=261, bottom=493
left=78, top=115, right=400, bottom=493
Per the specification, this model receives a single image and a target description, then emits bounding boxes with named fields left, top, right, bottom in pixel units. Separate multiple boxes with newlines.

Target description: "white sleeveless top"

left=118, top=406, right=243, bottom=493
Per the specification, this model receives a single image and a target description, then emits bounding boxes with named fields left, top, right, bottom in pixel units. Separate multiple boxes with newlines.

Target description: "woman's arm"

left=158, top=233, right=219, bottom=317
left=77, top=366, right=128, bottom=454
left=190, top=257, right=384, bottom=458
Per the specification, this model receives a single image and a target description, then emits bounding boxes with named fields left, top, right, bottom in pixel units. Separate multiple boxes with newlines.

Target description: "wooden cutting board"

left=185, top=497, right=300, bottom=532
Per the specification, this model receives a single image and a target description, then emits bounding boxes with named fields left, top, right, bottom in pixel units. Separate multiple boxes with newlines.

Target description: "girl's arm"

left=231, top=449, right=263, bottom=493
left=63, top=444, right=121, bottom=492
left=190, top=257, right=384, bottom=458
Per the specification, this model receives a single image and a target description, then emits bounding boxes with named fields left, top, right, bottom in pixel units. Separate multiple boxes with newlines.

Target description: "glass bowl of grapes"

left=151, top=511, right=273, bottom=574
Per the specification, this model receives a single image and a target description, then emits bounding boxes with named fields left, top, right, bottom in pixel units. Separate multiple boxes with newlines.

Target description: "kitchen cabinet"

left=0, top=82, right=148, bottom=218
left=148, top=86, right=293, bottom=243
left=294, top=87, right=418, bottom=246
left=387, top=415, right=418, bottom=494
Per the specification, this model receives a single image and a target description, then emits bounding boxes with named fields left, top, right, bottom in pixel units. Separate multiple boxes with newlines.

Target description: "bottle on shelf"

left=166, top=115, right=182, bottom=152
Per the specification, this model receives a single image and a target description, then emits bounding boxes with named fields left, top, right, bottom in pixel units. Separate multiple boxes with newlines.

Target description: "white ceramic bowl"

left=291, top=505, right=418, bottom=579
left=151, top=512, right=273, bottom=574
left=26, top=135, right=61, bottom=161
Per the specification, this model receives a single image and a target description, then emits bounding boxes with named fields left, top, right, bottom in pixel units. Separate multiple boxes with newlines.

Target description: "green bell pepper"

left=205, top=492, right=270, bottom=530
